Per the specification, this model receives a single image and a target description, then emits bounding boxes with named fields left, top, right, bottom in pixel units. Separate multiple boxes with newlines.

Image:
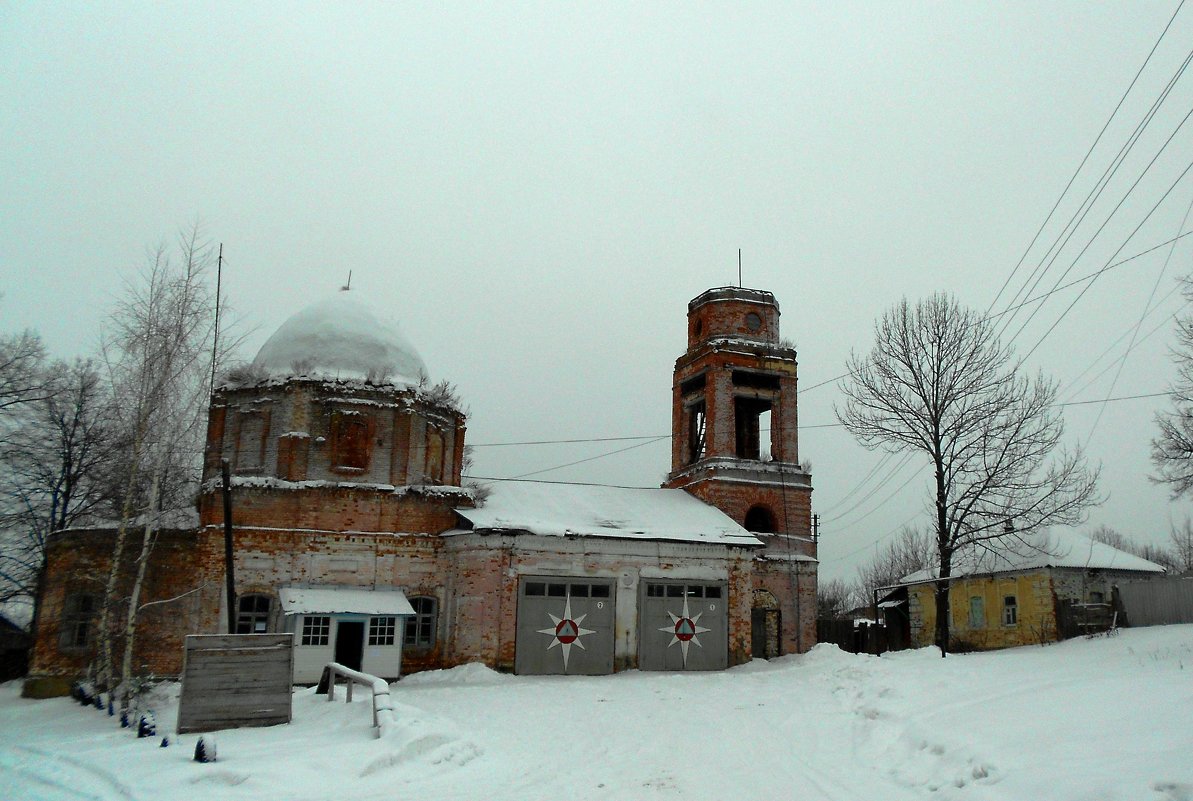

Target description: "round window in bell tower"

left=745, top=312, right=763, bottom=332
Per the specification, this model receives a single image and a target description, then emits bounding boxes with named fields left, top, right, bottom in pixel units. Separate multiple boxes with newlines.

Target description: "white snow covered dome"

left=252, top=291, right=428, bottom=384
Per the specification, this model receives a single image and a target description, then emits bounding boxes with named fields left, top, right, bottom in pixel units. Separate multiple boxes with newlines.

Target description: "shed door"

left=640, top=582, right=727, bottom=671
left=515, top=578, right=615, bottom=675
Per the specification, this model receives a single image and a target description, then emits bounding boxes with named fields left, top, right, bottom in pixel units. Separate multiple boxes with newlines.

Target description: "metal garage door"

left=639, top=581, right=727, bottom=671
left=514, top=578, right=615, bottom=675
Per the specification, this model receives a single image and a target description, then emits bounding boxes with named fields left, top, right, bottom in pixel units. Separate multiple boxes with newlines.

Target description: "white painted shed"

left=279, top=587, right=415, bottom=683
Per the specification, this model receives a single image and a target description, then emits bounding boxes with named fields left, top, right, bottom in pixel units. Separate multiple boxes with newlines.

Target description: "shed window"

left=302, top=615, right=330, bottom=646
left=59, top=593, right=98, bottom=649
left=1002, top=596, right=1018, bottom=626
left=404, top=597, right=437, bottom=647
left=369, top=616, right=396, bottom=646
left=236, top=594, right=272, bottom=634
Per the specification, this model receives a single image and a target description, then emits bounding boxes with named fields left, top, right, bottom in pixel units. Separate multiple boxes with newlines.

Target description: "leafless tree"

left=837, top=294, right=1100, bottom=656
left=854, top=526, right=934, bottom=607
left=0, top=360, right=115, bottom=610
left=0, top=329, right=50, bottom=422
left=1088, top=524, right=1176, bottom=572
left=816, top=577, right=855, bottom=620
left=94, top=228, right=223, bottom=701
left=1153, top=278, right=1193, bottom=496
left=1169, top=517, right=1193, bottom=574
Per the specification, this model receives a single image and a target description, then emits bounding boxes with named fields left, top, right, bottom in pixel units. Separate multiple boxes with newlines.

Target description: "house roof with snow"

left=901, top=528, right=1167, bottom=584
left=278, top=587, right=416, bottom=616
left=252, top=290, right=428, bottom=384
left=453, top=482, right=764, bottom=547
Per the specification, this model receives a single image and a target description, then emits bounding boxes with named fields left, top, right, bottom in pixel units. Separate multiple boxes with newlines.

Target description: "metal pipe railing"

left=322, top=662, right=395, bottom=738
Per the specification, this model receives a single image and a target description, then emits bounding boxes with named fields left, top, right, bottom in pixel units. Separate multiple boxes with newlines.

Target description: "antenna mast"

left=209, top=243, right=223, bottom=393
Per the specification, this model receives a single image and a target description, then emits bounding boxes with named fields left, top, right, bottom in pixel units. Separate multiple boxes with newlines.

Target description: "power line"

left=998, top=40, right=1193, bottom=341
left=986, top=0, right=1186, bottom=315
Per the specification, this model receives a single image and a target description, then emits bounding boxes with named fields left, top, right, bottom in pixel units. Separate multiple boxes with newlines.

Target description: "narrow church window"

left=302, top=615, right=330, bottom=646
left=404, top=597, right=437, bottom=647
left=688, top=401, right=707, bottom=464
left=425, top=429, right=445, bottom=484
left=734, top=397, right=772, bottom=460
left=330, top=411, right=371, bottom=472
left=235, top=411, right=268, bottom=472
left=59, top=593, right=98, bottom=649
left=236, top=594, right=272, bottom=634
left=368, top=616, right=396, bottom=646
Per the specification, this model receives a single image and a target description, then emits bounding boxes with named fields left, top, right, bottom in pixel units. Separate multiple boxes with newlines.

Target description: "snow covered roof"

left=278, top=587, right=415, bottom=616
left=454, top=482, right=763, bottom=547
left=901, top=528, right=1167, bottom=584
left=252, top=290, right=428, bottom=384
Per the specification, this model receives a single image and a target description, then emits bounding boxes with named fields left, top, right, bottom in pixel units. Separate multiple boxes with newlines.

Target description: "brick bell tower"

left=665, top=286, right=816, bottom=655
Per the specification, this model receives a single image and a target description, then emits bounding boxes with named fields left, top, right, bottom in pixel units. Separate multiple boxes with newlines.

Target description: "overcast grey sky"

left=3, top=2, right=1193, bottom=583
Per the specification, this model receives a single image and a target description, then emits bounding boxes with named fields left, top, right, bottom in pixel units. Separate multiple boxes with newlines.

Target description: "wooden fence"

left=177, top=633, right=294, bottom=734
left=817, top=619, right=900, bottom=655
left=1117, top=577, right=1193, bottom=627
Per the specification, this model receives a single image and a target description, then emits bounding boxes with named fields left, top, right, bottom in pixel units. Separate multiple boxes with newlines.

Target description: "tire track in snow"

left=2, top=745, right=139, bottom=801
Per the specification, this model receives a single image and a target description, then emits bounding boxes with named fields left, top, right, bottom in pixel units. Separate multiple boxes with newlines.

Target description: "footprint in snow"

left=1154, top=782, right=1193, bottom=801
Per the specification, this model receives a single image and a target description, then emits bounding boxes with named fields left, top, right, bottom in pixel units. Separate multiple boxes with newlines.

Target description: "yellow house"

left=904, top=530, right=1165, bottom=651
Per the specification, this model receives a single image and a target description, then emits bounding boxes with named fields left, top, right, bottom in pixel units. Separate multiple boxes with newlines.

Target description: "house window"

left=968, top=596, right=985, bottom=628
left=236, top=594, right=271, bottom=634
left=404, top=597, right=437, bottom=647
left=1002, top=596, right=1018, bottom=626
left=369, top=616, right=396, bottom=646
left=1089, top=590, right=1105, bottom=604
left=302, top=615, right=331, bottom=646
left=59, top=593, right=98, bottom=649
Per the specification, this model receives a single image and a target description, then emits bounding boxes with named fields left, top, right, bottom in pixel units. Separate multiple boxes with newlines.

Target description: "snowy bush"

left=137, top=712, right=156, bottom=738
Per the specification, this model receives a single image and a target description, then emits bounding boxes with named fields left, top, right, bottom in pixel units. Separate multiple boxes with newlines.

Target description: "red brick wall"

left=27, top=528, right=216, bottom=692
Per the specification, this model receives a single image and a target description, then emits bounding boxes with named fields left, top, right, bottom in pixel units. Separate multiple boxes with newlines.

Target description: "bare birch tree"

left=837, top=294, right=1100, bottom=656
left=94, top=228, right=221, bottom=701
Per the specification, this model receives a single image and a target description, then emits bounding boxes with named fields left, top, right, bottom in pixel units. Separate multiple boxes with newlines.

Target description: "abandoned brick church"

left=26, top=286, right=816, bottom=693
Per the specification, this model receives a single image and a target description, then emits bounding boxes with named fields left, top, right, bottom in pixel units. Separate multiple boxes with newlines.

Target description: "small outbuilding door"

left=334, top=621, right=364, bottom=671
left=639, top=581, right=728, bottom=671
left=514, top=578, right=615, bottom=675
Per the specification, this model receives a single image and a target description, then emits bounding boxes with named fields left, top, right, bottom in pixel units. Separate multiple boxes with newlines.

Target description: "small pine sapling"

left=137, top=712, right=156, bottom=738
left=193, top=734, right=217, bottom=763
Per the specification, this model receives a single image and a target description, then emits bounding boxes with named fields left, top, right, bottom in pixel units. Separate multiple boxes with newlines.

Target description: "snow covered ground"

left=2, top=625, right=1191, bottom=801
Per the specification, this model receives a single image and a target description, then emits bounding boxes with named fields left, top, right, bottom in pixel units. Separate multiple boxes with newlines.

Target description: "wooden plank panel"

left=178, top=633, right=294, bottom=734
